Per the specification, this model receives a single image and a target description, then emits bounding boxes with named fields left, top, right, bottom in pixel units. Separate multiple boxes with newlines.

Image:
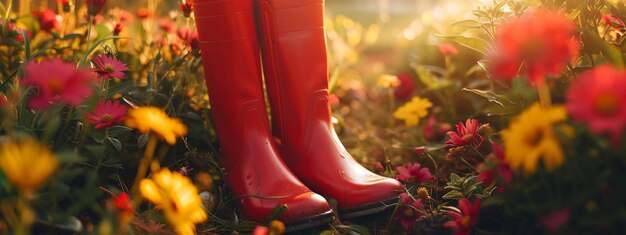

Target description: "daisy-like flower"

left=566, top=65, right=626, bottom=145
left=395, top=163, right=434, bottom=184
left=478, top=143, right=512, bottom=186
left=446, top=119, right=486, bottom=148
left=125, top=107, right=187, bottom=145
left=394, top=193, right=424, bottom=232
left=501, top=103, right=567, bottom=174
left=86, top=100, right=128, bottom=130
left=488, top=9, right=579, bottom=85
left=21, top=58, right=95, bottom=109
left=443, top=198, right=480, bottom=235
left=140, top=168, right=207, bottom=235
left=91, top=54, right=129, bottom=79
left=393, top=96, right=433, bottom=126
left=0, top=138, right=59, bottom=194
left=377, top=74, right=400, bottom=88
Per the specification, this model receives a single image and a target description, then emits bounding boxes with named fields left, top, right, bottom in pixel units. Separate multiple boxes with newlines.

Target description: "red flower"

left=566, top=65, right=626, bottom=145
left=91, top=54, right=129, bottom=79
left=113, top=22, right=123, bottom=36
left=488, top=9, right=579, bottom=85
left=394, top=193, right=424, bottom=231
left=22, top=59, right=95, bottom=109
left=177, top=27, right=199, bottom=50
left=446, top=119, right=485, bottom=148
left=395, top=163, right=434, bottom=184
left=540, top=208, right=570, bottom=232
left=423, top=114, right=452, bottom=141
left=114, top=192, right=134, bottom=213
left=158, top=18, right=175, bottom=33
left=439, top=42, right=459, bottom=55
left=602, top=15, right=625, bottom=29
left=443, top=198, right=480, bottom=235
left=394, top=73, right=415, bottom=100
left=86, top=100, right=128, bottom=130
left=86, top=0, right=106, bottom=16
left=32, top=9, right=61, bottom=32
left=478, top=143, right=512, bottom=186
left=179, top=1, right=194, bottom=18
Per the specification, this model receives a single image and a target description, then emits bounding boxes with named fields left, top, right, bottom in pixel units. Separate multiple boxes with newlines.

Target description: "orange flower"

left=488, top=9, right=579, bottom=85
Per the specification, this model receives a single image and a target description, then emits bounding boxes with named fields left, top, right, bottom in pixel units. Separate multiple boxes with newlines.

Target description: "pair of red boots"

left=193, top=0, right=403, bottom=230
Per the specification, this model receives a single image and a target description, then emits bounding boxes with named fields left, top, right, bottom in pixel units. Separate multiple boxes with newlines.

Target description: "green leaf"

left=263, top=204, right=287, bottom=224
left=443, top=190, right=464, bottom=200
left=581, top=29, right=624, bottom=69
left=106, top=137, right=122, bottom=152
left=21, top=29, right=30, bottom=61
left=447, top=19, right=482, bottom=34
left=77, top=36, right=127, bottom=68
left=107, top=125, right=132, bottom=138
left=138, top=134, right=149, bottom=148
left=437, top=35, right=490, bottom=55
left=348, top=224, right=372, bottom=235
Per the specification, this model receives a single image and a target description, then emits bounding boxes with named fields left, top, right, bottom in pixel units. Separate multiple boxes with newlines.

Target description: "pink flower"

left=443, top=198, right=480, bottom=235
left=423, top=114, right=452, bottom=142
left=394, top=73, right=415, bottom=100
left=86, top=100, right=128, bottom=130
left=91, top=54, right=129, bottom=79
left=113, top=22, right=123, bottom=36
left=488, top=10, right=579, bottom=85
left=446, top=119, right=485, bottom=148
left=177, top=27, right=199, bottom=50
left=566, top=65, right=626, bottom=145
left=602, top=15, right=625, bottom=29
left=86, top=0, right=106, bottom=16
left=32, top=9, right=60, bottom=32
left=22, top=59, right=95, bottom=109
left=478, top=143, right=512, bottom=186
left=394, top=193, right=424, bottom=231
left=540, top=208, right=570, bottom=232
left=395, top=163, right=434, bottom=184
left=439, top=42, right=459, bottom=55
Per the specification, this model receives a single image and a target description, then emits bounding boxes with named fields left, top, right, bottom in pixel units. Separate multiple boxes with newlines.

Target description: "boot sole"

left=333, top=196, right=400, bottom=221
left=284, top=210, right=334, bottom=233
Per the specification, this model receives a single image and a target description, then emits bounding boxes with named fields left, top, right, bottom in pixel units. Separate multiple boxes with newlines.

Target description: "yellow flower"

left=140, top=168, right=207, bottom=235
left=393, top=97, right=433, bottom=126
left=377, top=74, right=400, bottom=88
left=501, top=103, right=567, bottom=174
left=125, top=107, right=187, bottom=145
left=0, top=138, right=59, bottom=193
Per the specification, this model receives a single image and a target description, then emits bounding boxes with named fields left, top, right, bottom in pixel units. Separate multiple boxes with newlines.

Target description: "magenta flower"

left=394, top=193, right=424, bottom=231
left=602, top=15, right=625, bottom=29
left=179, top=1, right=194, bottom=18
left=91, top=54, right=129, bottom=79
left=395, top=163, right=434, bottom=184
left=446, top=119, right=485, bottom=148
left=443, top=198, right=481, bottom=235
left=394, top=73, right=415, bottom=100
left=85, top=100, right=128, bottom=130
left=22, top=59, right=95, bottom=109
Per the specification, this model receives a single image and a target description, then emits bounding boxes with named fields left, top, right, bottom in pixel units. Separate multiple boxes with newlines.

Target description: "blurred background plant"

left=3, top=0, right=626, bottom=234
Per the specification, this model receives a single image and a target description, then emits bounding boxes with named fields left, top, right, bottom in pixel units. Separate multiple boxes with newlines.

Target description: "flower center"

left=525, top=128, right=544, bottom=147
left=461, top=215, right=472, bottom=227
left=403, top=207, right=415, bottom=218
left=593, top=93, right=620, bottom=117
left=48, top=77, right=63, bottom=93
left=101, top=114, right=113, bottom=122
left=521, top=38, right=545, bottom=60
left=461, top=134, right=475, bottom=142
left=104, top=64, right=115, bottom=73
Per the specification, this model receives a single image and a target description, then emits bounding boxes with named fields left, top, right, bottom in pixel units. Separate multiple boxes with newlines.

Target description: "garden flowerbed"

left=2, top=0, right=626, bottom=234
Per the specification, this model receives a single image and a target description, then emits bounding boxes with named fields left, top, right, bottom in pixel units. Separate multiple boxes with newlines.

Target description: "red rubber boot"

left=257, top=0, right=404, bottom=219
left=192, top=0, right=332, bottom=229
